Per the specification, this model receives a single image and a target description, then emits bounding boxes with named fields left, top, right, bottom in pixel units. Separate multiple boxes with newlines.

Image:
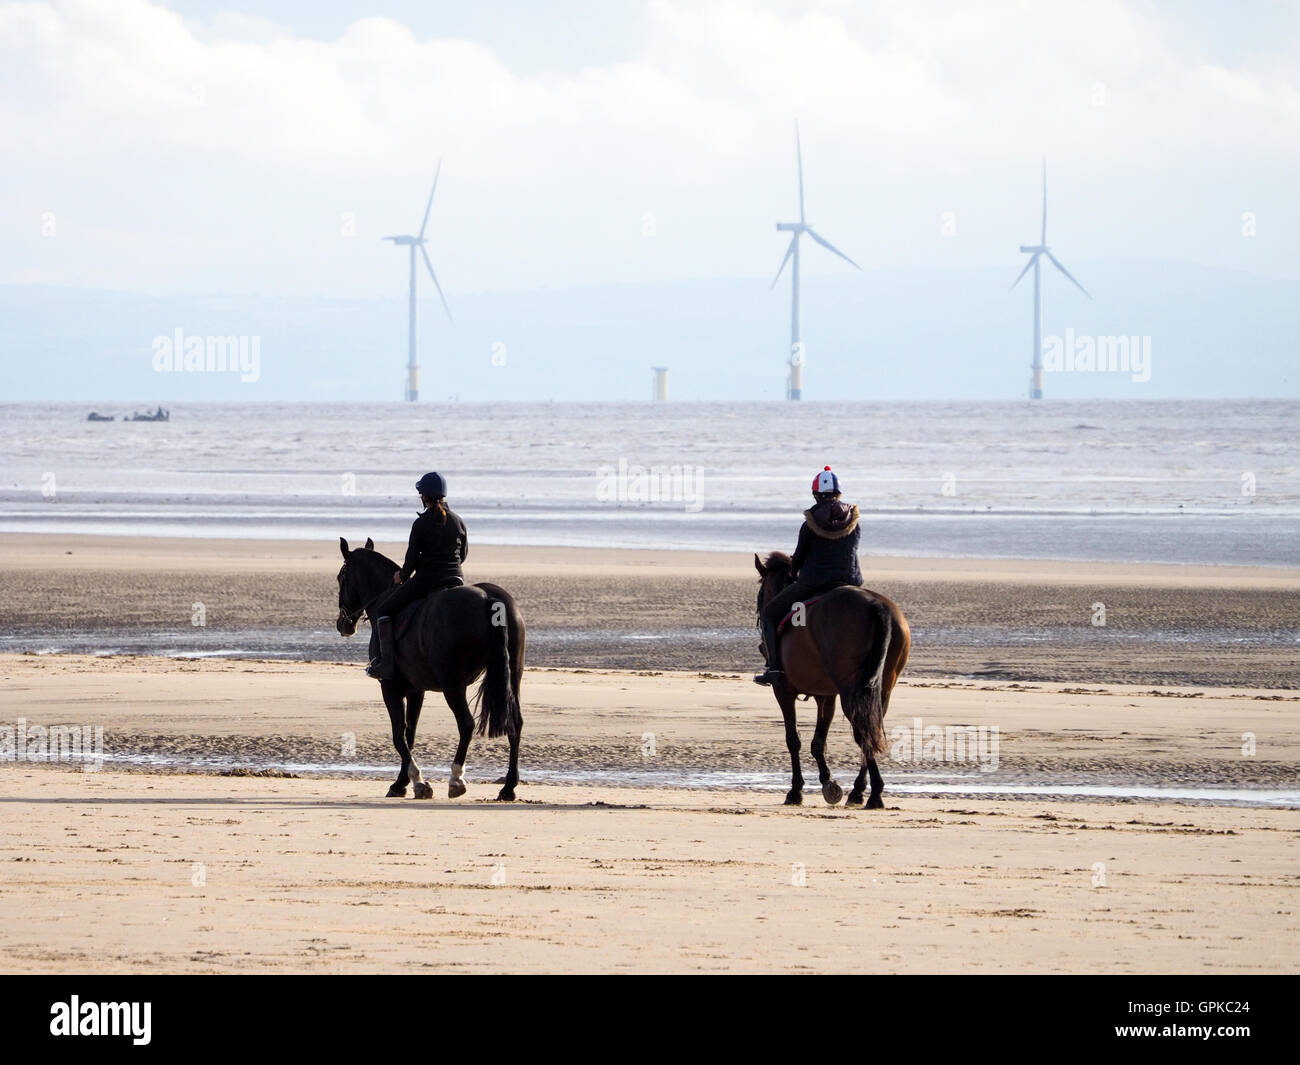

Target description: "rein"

left=339, top=560, right=395, bottom=626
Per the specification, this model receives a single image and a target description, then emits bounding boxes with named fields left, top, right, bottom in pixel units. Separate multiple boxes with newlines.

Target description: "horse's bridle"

left=338, top=561, right=387, bottom=628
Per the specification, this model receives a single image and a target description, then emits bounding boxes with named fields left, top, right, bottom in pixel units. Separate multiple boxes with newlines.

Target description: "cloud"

left=3, top=0, right=1296, bottom=173
left=1, top=0, right=1296, bottom=293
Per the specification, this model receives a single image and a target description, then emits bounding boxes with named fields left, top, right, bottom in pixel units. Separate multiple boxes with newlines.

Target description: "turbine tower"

left=384, top=162, right=453, bottom=402
left=771, top=122, right=861, bottom=400
left=1011, top=159, right=1091, bottom=399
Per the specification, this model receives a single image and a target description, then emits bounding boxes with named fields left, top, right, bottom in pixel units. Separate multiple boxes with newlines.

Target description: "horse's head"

left=754, top=551, right=794, bottom=621
left=336, top=536, right=393, bottom=636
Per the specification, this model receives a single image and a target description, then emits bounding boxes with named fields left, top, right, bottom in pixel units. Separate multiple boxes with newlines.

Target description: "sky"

left=3, top=0, right=1298, bottom=304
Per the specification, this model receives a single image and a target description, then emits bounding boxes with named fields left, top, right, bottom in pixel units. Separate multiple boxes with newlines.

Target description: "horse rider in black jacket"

left=366, top=472, right=468, bottom=680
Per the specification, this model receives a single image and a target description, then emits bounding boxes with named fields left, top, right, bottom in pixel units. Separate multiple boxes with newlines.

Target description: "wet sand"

left=2, top=655, right=1298, bottom=793
left=2, top=534, right=1298, bottom=686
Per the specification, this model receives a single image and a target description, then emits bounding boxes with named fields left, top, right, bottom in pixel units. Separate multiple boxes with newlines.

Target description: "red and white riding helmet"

left=812, top=466, right=840, bottom=495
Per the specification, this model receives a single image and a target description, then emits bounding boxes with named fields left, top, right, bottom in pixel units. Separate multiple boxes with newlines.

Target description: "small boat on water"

left=130, top=406, right=170, bottom=422
left=86, top=412, right=115, bottom=422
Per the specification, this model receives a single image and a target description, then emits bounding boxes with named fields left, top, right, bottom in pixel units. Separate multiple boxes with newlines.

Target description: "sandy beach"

left=1, top=534, right=1297, bottom=973
left=2, top=765, right=1296, bottom=974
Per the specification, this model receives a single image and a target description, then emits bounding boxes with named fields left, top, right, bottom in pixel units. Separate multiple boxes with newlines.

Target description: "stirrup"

left=365, top=658, right=384, bottom=679
left=753, top=667, right=784, bottom=687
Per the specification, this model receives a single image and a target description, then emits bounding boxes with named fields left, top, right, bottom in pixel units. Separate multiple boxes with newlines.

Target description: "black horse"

left=335, top=537, right=525, bottom=801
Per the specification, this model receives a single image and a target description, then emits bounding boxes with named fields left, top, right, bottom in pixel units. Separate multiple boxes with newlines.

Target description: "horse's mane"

left=762, top=551, right=792, bottom=573
left=347, top=546, right=400, bottom=575
left=755, top=551, right=793, bottom=625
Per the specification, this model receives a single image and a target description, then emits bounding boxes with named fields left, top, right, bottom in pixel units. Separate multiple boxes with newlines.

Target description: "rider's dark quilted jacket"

left=790, top=501, right=863, bottom=588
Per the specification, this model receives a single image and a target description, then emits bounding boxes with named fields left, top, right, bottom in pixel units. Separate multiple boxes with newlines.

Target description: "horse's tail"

left=842, top=597, right=892, bottom=756
left=475, top=595, right=520, bottom=739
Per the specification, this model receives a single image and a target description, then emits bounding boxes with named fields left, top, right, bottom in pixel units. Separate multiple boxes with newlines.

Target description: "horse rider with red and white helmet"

left=754, top=466, right=864, bottom=686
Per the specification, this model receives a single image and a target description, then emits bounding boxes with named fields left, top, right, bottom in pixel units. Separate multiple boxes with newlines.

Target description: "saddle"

left=370, top=578, right=467, bottom=665
left=776, top=594, right=825, bottom=636
left=393, top=576, right=464, bottom=641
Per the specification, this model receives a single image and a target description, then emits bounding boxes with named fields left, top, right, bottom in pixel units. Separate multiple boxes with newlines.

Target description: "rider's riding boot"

left=753, top=619, right=784, bottom=686
left=366, top=616, right=396, bottom=680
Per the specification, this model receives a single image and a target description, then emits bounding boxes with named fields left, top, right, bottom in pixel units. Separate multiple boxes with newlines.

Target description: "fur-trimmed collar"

left=803, top=502, right=859, bottom=539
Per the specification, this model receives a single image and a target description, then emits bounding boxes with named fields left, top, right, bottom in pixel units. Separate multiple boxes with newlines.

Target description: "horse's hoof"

left=845, top=791, right=865, bottom=807
left=412, top=781, right=434, bottom=800
left=386, top=785, right=407, bottom=798
left=866, top=794, right=885, bottom=810
left=822, top=780, right=844, bottom=805
left=783, top=789, right=803, bottom=806
left=496, top=787, right=516, bottom=802
left=448, top=779, right=468, bottom=799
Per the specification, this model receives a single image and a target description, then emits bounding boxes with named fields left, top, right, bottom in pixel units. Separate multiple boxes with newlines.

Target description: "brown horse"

left=754, top=552, right=910, bottom=808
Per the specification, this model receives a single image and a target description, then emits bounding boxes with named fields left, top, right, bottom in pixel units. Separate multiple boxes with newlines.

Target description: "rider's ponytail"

left=433, top=497, right=448, bottom=524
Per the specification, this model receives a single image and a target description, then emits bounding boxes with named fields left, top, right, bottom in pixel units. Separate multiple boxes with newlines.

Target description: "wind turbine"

left=384, top=162, right=453, bottom=402
left=771, top=123, right=861, bottom=400
left=1011, top=159, right=1090, bottom=399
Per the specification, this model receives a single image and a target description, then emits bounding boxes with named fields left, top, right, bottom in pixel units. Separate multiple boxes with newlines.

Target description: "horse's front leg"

left=443, top=685, right=475, bottom=799
left=404, top=689, right=433, bottom=799
left=381, top=681, right=413, bottom=798
left=810, top=694, right=843, bottom=805
left=774, top=683, right=804, bottom=805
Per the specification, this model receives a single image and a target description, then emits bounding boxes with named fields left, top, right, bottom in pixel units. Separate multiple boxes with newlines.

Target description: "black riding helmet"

left=415, top=472, right=447, bottom=499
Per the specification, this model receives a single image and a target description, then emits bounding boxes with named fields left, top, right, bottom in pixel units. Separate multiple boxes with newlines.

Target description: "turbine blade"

left=795, top=121, right=805, bottom=224
left=770, top=235, right=797, bottom=289
left=1040, top=157, right=1047, bottom=244
left=420, top=244, right=454, bottom=324
left=1045, top=251, right=1091, bottom=298
left=418, top=159, right=441, bottom=240
left=1010, top=252, right=1039, bottom=290
left=806, top=228, right=861, bottom=270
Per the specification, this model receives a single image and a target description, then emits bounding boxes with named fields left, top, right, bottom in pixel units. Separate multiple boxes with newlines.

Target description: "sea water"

left=0, top=399, right=1296, bottom=566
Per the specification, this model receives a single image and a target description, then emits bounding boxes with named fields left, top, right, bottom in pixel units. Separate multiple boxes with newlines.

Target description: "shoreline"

left=5, top=531, right=1300, bottom=584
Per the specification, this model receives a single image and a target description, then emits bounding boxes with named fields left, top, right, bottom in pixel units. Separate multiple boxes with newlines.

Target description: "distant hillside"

left=2, top=261, right=1296, bottom=402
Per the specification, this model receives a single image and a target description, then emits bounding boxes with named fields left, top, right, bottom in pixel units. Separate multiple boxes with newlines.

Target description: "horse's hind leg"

left=774, top=683, right=804, bottom=805
left=845, top=721, right=885, bottom=809
left=865, top=757, right=885, bottom=809
left=845, top=714, right=869, bottom=807
left=811, top=695, right=843, bottom=805
left=498, top=716, right=521, bottom=802
left=443, top=684, right=475, bottom=799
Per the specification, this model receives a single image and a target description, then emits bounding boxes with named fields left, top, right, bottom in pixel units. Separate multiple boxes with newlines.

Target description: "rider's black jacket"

left=789, top=500, right=863, bottom=588
left=400, top=506, right=468, bottom=583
